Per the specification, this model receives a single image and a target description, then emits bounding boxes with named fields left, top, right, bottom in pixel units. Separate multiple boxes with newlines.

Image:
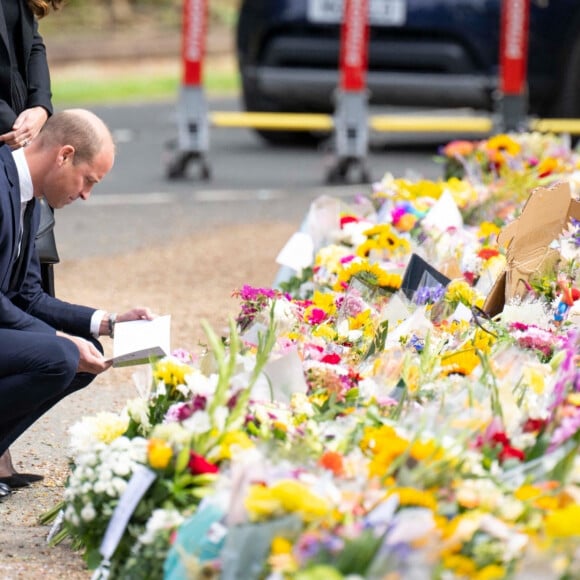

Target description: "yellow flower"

left=147, top=438, right=173, bottom=469
left=544, top=504, right=580, bottom=537
left=360, top=425, right=410, bottom=477
left=314, top=245, right=354, bottom=275
left=153, top=359, right=192, bottom=390
left=442, top=553, right=476, bottom=576
left=349, top=308, right=373, bottom=331
left=409, top=439, right=445, bottom=463
left=312, top=290, right=337, bottom=316
left=387, top=487, right=437, bottom=511
left=312, top=324, right=337, bottom=340
left=445, top=279, right=483, bottom=309
left=213, top=430, right=254, bottom=462
left=334, top=261, right=402, bottom=292
left=444, top=177, right=479, bottom=209
left=271, top=536, right=293, bottom=555
left=244, top=485, right=282, bottom=520
left=523, top=366, right=546, bottom=394
left=440, top=348, right=481, bottom=376
left=88, top=412, right=129, bottom=444
left=478, top=221, right=501, bottom=241
left=245, top=480, right=331, bottom=523
left=475, top=564, right=506, bottom=580
left=486, top=134, right=521, bottom=157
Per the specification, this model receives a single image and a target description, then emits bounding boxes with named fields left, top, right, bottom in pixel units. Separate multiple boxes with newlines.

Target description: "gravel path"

left=0, top=221, right=296, bottom=578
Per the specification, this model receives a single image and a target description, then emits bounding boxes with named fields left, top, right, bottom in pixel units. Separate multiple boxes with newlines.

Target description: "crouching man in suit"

left=0, top=108, right=156, bottom=499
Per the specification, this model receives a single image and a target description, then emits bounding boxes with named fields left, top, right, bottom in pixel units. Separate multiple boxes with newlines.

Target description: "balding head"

left=36, top=109, right=114, bottom=166
left=26, top=109, right=115, bottom=208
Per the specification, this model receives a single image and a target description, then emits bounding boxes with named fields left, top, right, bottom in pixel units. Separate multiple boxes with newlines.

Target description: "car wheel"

left=241, top=74, right=330, bottom=147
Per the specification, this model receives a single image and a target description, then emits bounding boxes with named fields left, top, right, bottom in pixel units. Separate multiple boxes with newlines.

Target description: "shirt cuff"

left=91, top=309, right=106, bottom=338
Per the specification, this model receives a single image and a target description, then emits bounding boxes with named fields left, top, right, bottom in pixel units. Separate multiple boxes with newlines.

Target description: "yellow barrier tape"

left=210, top=112, right=334, bottom=131
left=209, top=111, right=580, bottom=136
left=370, top=115, right=493, bottom=133
left=529, top=118, right=580, bottom=135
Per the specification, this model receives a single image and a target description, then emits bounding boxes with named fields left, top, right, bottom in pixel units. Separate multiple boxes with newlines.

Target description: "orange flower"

left=318, top=450, right=345, bottom=476
left=443, top=140, right=475, bottom=158
left=477, top=247, right=499, bottom=261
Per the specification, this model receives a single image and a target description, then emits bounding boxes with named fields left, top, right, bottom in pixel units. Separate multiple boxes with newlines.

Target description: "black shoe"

left=0, top=475, right=31, bottom=488
left=0, top=482, right=12, bottom=499
left=15, top=472, right=44, bottom=484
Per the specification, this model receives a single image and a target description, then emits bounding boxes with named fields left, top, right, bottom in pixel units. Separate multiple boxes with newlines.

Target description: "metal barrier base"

left=165, top=86, right=211, bottom=180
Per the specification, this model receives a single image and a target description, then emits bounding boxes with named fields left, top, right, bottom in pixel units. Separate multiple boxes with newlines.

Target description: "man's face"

left=42, top=145, right=115, bottom=209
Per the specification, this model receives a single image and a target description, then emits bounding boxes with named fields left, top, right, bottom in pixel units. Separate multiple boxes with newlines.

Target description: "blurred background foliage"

left=43, top=0, right=241, bottom=105
left=40, top=0, right=239, bottom=34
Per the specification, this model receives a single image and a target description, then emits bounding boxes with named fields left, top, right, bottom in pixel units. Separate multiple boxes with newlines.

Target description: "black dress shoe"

left=14, top=472, right=44, bottom=483
left=0, top=482, right=12, bottom=499
left=0, top=475, right=30, bottom=488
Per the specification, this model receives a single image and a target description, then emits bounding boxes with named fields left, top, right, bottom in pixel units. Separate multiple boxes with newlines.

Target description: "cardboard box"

left=483, top=181, right=580, bottom=317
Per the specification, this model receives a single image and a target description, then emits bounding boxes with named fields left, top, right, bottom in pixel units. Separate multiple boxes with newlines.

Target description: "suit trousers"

left=0, top=329, right=102, bottom=456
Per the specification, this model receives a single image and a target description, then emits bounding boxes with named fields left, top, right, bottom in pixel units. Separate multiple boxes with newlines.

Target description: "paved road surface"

left=54, top=99, right=473, bottom=260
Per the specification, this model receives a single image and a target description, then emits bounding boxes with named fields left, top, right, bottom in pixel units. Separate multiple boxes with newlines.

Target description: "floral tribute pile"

left=44, top=132, right=580, bottom=579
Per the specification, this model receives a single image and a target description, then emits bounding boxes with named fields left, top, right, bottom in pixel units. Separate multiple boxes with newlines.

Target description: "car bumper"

left=245, top=66, right=497, bottom=111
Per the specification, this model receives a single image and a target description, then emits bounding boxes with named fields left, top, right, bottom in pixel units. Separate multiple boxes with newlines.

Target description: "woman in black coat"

left=0, top=0, right=62, bottom=148
left=0, top=0, right=63, bottom=497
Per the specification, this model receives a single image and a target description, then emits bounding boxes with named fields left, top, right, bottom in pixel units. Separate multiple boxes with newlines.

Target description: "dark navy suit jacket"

left=0, top=145, right=95, bottom=337
left=0, top=0, right=53, bottom=133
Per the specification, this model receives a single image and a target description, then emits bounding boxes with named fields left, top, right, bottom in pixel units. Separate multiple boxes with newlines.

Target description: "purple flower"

left=165, top=402, right=194, bottom=423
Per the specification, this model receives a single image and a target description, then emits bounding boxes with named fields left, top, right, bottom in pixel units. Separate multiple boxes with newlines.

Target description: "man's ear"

left=57, top=145, right=75, bottom=166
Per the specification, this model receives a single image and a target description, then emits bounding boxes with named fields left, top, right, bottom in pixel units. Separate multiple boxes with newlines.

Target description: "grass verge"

left=51, top=57, right=240, bottom=107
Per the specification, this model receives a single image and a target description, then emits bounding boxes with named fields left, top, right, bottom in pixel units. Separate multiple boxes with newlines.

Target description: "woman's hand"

left=0, top=106, right=48, bottom=149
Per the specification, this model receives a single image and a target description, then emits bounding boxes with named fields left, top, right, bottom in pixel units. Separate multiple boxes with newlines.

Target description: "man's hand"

left=0, top=106, right=49, bottom=150
left=57, top=332, right=111, bottom=374
left=117, top=307, right=157, bottom=323
left=99, top=307, right=157, bottom=338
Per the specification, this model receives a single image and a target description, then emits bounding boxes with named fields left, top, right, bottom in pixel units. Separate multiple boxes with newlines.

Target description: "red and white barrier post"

left=327, top=0, right=371, bottom=183
left=165, top=0, right=211, bottom=180
left=498, top=0, right=530, bottom=131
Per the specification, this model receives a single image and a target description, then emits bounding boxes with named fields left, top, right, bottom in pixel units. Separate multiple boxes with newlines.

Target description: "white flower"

left=111, top=477, right=128, bottom=495
left=271, top=298, right=297, bottom=333
left=80, top=503, right=96, bottom=522
left=124, top=397, right=151, bottom=432
left=150, top=422, right=192, bottom=446
left=182, top=410, right=211, bottom=434
left=185, top=371, right=218, bottom=397
left=138, top=508, right=185, bottom=545
left=113, top=459, right=132, bottom=478
left=290, top=393, right=314, bottom=417
left=213, top=406, right=229, bottom=431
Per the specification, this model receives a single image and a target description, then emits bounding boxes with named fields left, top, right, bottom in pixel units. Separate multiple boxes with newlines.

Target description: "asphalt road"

left=53, top=99, right=471, bottom=260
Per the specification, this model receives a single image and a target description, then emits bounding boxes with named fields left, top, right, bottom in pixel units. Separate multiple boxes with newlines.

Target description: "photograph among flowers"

left=41, top=131, right=580, bottom=579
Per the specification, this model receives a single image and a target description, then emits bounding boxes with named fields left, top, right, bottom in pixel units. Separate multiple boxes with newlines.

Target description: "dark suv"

left=236, top=0, right=580, bottom=143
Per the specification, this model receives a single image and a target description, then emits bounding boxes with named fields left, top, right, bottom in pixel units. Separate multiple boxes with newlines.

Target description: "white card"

left=262, top=348, right=308, bottom=403
left=421, top=190, right=463, bottom=230
left=110, top=315, right=171, bottom=367
left=275, top=231, right=314, bottom=272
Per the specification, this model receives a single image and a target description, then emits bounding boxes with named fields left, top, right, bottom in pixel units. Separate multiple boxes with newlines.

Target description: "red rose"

left=321, top=353, right=341, bottom=364
left=188, top=452, right=219, bottom=475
